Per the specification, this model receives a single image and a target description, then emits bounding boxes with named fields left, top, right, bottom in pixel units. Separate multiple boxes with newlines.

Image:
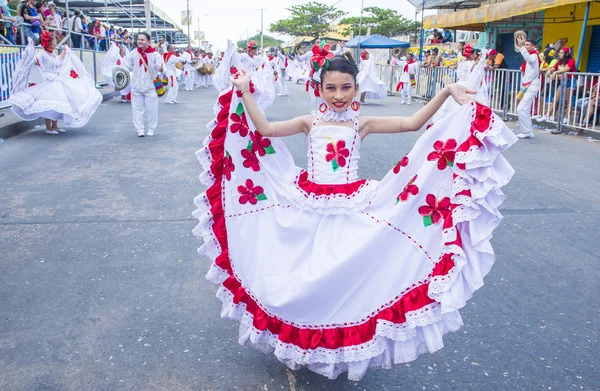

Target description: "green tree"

left=269, top=2, right=346, bottom=38
left=237, top=34, right=284, bottom=50
left=339, top=7, right=421, bottom=38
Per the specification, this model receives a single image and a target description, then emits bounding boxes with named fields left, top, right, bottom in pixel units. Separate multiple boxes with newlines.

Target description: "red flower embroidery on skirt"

left=229, top=112, right=249, bottom=137
left=418, top=194, right=451, bottom=227
left=230, top=66, right=238, bottom=76
left=393, top=156, right=409, bottom=174
left=250, top=131, right=272, bottom=156
left=237, top=179, right=266, bottom=205
left=396, top=175, right=419, bottom=203
left=325, top=138, right=350, bottom=172
left=241, top=148, right=260, bottom=172
left=116, top=59, right=121, bottom=66
left=427, top=138, right=457, bottom=170
left=69, top=69, right=79, bottom=79
left=223, top=152, right=235, bottom=181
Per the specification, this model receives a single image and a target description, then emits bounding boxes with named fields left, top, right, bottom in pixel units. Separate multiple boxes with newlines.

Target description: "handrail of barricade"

left=375, top=64, right=600, bottom=134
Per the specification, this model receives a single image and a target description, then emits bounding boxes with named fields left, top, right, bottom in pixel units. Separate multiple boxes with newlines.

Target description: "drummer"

left=197, top=49, right=208, bottom=88
left=164, top=45, right=182, bottom=104
left=205, top=51, right=215, bottom=87
left=182, top=45, right=196, bottom=91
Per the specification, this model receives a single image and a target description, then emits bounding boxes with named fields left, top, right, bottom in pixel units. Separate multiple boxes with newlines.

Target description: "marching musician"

left=205, top=51, right=216, bottom=87
left=164, top=45, right=182, bottom=104
left=123, top=33, right=164, bottom=137
left=276, top=47, right=289, bottom=96
left=182, top=45, right=196, bottom=91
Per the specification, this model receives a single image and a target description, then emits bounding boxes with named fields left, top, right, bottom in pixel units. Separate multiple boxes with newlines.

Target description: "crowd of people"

left=0, top=0, right=133, bottom=49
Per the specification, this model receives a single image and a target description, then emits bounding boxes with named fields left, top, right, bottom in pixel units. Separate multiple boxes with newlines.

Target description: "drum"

left=112, top=67, right=130, bottom=91
left=514, top=30, right=527, bottom=52
left=205, top=64, right=214, bottom=75
left=197, top=64, right=207, bottom=75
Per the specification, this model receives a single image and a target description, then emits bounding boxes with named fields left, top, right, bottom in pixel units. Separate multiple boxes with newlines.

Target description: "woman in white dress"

left=357, top=49, right=387, bottom=103
left=9, top=31, right=102, bottom=134
left=102, top=42, right=130, bottom=102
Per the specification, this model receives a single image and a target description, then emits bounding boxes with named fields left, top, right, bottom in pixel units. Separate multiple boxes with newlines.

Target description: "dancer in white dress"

left=163, top=45, right=182, bottom=104
left=102, top=42, right=131, bottom=103
left=193, top=46, right=517, bottom=381
left=357, top=50, right=387, bottom=103
left=10, top=32, right=102, bottom=134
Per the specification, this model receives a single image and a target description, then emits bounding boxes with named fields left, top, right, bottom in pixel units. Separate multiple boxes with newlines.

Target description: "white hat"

left=47, top=1, right=56, bottom=6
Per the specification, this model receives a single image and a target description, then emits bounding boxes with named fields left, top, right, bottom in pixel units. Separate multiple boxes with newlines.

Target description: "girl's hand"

left=446, top=83, right=476, bottom=105
left=231, top=69, right=251, bottom=90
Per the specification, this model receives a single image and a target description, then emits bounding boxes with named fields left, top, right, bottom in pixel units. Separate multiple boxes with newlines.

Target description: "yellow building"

left=424, top=0, right=598, bottom=71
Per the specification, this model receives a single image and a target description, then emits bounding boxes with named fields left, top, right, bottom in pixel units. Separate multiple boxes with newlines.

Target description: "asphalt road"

left=0, top=82, right=599, bottom=391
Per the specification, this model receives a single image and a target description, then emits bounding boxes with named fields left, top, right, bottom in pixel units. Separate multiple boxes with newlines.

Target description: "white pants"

left=165, top=73, right=179, bottom=103
left=132, top=90, right=158, bottom=133
left=277, top=71, right=289, bottom=95
left=517, top=78, right=540, bottom=134
left=183, top=69, right=195, bottom=91
left=400, top=82, right=412, bottom=104
left=206, top=74, right=213, bottom=86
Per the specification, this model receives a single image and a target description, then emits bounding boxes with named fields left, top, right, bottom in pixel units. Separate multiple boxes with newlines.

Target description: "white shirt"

left=36, top=51, right=62, bottom=77
left=520, top=46, right=540, bottom=84
left=69, top=15, right=83, bottom=32
left=277, top=52, right=287, bottom=70
left=240, top=53, right=262, bottom=72
left=124, top=49, right=164, bottom=92
left=164, top=53, right=181, bottom=76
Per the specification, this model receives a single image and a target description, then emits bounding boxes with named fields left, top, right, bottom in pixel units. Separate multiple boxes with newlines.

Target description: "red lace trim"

left=295, top=170, right=368, bottom=197
left=201, top=93, right=491, bottom=350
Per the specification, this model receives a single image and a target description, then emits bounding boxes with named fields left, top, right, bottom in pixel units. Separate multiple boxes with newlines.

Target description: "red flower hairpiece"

left=463, top=44, right=473, bottom=58
left=360, top=50, right=368, bottom=60
left=247, top=40, right=258, bottom=52
left=40, top=31, right=53, bottom=51
left=310, top=40, right=334, bottom=79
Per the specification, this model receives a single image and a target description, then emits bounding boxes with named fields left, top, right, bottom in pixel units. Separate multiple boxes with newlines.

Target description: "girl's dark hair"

left=320, top=55, right=359, bottom=84
left=557, top=48, right=573, bottom=66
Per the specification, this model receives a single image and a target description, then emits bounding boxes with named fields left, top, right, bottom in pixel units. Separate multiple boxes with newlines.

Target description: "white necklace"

left=319, top=104, right=359, bottom=122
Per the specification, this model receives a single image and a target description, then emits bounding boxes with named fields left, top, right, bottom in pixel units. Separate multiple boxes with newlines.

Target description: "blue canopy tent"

left=345, top=34, right=410, bottom=48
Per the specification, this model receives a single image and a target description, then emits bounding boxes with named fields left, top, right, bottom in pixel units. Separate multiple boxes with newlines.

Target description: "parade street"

left=0, top=83, right=599, bottom=391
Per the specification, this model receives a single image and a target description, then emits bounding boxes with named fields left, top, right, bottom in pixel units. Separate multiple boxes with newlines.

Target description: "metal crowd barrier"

left=375, top=64, right=600, bottom=134
left=0, top=43, right=108, bottom=110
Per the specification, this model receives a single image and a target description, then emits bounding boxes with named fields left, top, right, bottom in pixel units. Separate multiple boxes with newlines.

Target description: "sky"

left=150, top=0, right=419, bottom=50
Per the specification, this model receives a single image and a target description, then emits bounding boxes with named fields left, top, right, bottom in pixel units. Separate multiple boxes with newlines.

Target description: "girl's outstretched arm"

left=231, top=70, right=312, bottom=138
left=361, top=84, right=475, bottom=136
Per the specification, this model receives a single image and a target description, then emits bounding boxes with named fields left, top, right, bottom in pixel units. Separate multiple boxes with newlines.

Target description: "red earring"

left=351, top=101, right=360, bottom=111
left=319, top=102, right=328, bottom=113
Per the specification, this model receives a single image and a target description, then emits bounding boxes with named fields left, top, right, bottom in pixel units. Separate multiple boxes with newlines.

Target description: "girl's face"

left=318, top=70, right=358, bottom=113
left=558, top=50, right=565, bottom=58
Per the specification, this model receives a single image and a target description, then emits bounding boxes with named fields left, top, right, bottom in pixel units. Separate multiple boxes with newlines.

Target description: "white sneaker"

left=165, top=101, right=175, bottom=104
left=54, top=128, right=66, bottom=133
left=45, top=129, right=59, bottom=135
left=516, top=132, right=534, bottom=139
left=535, top=116, right=548, bottom=122
left=400, top=101, right=406, bottom=105
left=173, top=100, right=179, bottom=104
left=137, top=130, right=145, bottom=137
left=146, top=130, right=155, bottom=136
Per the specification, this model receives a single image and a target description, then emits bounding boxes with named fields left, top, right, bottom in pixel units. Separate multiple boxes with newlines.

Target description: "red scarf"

left=520, top=50, right=541, bottom=74
left=138, top=46, right=156, bottom=72
left=202, top=54, right=206, bottom=59
left=163, top=51, right=178, bottom=62
left=268, top=55, right=274, bottom=61
left=403, top=59, right=416, bottom=73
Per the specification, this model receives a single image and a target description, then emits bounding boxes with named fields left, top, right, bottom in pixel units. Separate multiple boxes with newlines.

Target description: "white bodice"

left=307, top=121, right=361, bottom=184
left=37, top=51, right=62, bottom=76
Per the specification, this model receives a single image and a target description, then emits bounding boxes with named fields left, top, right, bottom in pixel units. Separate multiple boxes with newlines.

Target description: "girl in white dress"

left=9, top=31, right=102, bottom=134
left=193, top=44, right=517, bottom=380
left=357, top=49, right=388, bottom=103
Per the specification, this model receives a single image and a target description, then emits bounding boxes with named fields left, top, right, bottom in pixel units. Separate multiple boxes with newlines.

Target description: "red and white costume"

left=275, top=51, right=289, bottom=96
left=163, top=51, right=182, bottom=104
left=123, top=46, right=164, bottom=136
left=358, top=51, right=387, bottom=101
left=182, top=49, right=196, bottom=91
left=10, top=39, right=102, bottom=127
left=517, top=47, right=541, bottom=136
left=193, top=47, right=518, bottom=380
left=396, top=57, right=419, bottom=105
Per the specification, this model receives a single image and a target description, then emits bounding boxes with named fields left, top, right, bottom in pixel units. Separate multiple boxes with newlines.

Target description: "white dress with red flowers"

left=193, top=84, right=517, bottom=380
left=10, top=40, right=102, bottom=127
left=357, top=57, right=388, bottom=101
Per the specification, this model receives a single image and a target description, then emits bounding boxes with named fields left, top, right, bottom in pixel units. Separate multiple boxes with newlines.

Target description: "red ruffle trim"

left=201, top=92, right=490, bottom=350
left=296, top=170, right=368, bottom=197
